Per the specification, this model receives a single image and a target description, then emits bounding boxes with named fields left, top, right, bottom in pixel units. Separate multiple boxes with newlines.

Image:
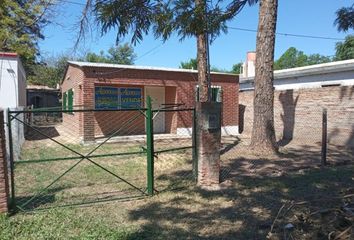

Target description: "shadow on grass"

left=15, top=186, right=65, bottom=211
left=125, top=152, right=354, bottom=239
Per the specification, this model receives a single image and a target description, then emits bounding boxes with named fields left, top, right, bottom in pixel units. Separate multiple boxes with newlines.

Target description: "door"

left=145, top=86, right=165, bottom=133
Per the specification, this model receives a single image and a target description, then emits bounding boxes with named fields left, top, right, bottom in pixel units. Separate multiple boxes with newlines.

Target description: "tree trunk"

left=196, top=0, right=209, bottom=102
left=250, top=0, right=278, bottom=154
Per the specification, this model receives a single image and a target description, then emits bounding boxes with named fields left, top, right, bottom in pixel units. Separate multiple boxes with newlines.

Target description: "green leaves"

left=0, top=0, right=53, bottom=73
left=92, top=0, right=258, bottom=44
left=274, top=47, right=332, bottom=70
left=335, top=35, right=354, bottom=61
left=94, top=0, right=157, bottom=44
left=84, top=43, right=137, bottom=64
left=335, top=4, right=354, bottom=32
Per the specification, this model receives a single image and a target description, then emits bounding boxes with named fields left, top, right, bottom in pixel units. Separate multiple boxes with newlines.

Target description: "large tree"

left=0, top=0, right=54, bottom=73
left=274, top=47, right=331, bottom=70
left=250, top=0, right=278, bottom=154
left=179, top=58, right=198, bottom=70
left=274, top=47, right=307, bottom=70
left=335, top=4, right=354, bottom=32
left=231, top=62, right=243, bottom=74
left=87, top=0, right=257, bottom=102
left=28, top=55, right=70, bottom=88
left=335, top=35, right=354, bottom=61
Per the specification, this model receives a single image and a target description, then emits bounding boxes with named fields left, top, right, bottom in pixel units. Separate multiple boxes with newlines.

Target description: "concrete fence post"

left=196, top=102, right=222, bottom=187
left=0, top=109, right=9, bottom=214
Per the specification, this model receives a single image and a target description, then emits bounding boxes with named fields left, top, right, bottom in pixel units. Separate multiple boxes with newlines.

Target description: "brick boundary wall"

left=0, top=110, right=9, bottom=214
left=239, top=85, right=354, bottom=148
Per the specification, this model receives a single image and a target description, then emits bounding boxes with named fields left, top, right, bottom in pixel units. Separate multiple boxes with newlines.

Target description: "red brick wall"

left=239, top=86, right=354, bottom=147
left=0, top=110, right=9, bottom=213
left=165, top=87, right=178, bottom=133
left=62, top=65, right=239, bottom=139
left=61, top=65, right=85, bottom=138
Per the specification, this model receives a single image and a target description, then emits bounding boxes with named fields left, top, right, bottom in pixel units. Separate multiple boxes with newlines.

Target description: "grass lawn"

left=2, top=163, right=353, bottom=239
left=3, top=135, right=353, bottom=239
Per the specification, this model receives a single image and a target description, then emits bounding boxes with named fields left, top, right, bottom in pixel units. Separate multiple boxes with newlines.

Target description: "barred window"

left=195, top=85, right=222, bottom=102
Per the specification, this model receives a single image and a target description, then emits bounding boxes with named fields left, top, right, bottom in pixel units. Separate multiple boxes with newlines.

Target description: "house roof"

left=27, top=85, right=59, bottom=91
left=240, top=59, right=354, bottom=83
left=67, top=61, right=237, bottom=76
left=0, top=52, right=18, bottom=58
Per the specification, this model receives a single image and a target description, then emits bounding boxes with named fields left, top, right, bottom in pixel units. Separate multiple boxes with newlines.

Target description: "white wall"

left=0, top=56, right=26, bottom=108
left=240, top=68, right=354, bottom=91
left=0, top=56, right=26, bottom=163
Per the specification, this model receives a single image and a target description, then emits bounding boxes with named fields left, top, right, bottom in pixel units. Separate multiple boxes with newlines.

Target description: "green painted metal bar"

left=9, top=108, right=148, bottom=114
left=12, top=112, right=146, bottom=208
left=154, top=146, right=193, bottom=154
left=19, top=158, right=85, bottom=209
left=84, top=112, right=144, bottom=158
left=84, top=157, right=147, bottom=195
left=14, top=150, right=146, bottom=165
left=146, top=96, right=154, bottom=196
left=20, top=194, right=147, bottom=212
left=152, top=108, right=195, bottom=113
left=7, top=109, right=16, bottom=211
left=192, top=108, right=198, bottom=181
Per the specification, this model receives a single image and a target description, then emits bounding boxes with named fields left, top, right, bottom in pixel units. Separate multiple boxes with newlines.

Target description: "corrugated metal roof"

left=0, top=52, right=18, bottom=58
left=27, top=85, right=59, bottom=91
left=240, top=59, right=354, bottom=83
left=67, top=61, right=237, bottom=76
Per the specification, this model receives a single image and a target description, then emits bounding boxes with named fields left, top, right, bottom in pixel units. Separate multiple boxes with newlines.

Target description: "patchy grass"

left=3, top=163, right=354, bottom=239
left=14, top=139, right=193, bottom=211
left=4, top=136, right=353, bottom=239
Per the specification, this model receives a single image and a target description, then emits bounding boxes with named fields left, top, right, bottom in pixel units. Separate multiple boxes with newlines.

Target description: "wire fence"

left=219, top=106, right=354, bottom=181
left=6, top=100, right=197, bottom=211
left=9, top=107, right=149, bottom=211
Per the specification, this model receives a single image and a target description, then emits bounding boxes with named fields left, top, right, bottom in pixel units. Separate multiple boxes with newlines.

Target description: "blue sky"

left=40, top=0, right=353, bottom=70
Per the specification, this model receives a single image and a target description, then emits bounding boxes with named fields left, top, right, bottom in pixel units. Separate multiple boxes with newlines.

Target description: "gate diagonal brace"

left=10, top=112, right=148, bottom=208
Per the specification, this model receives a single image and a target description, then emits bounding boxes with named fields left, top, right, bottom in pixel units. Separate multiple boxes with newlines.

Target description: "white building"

left=240, top=57, right=354, bottom=91
left=0, top=52, right=27, bottom=108
left=0, top=52, right=27, bottom=162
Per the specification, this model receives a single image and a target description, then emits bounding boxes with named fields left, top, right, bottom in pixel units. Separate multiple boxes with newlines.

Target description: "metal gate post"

left=146, top=96, right=154, bottom=195
left=7, top=109, right=15, bottom=210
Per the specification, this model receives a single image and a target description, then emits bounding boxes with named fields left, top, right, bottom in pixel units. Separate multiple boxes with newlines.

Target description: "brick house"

left=61, top=61, right=239, bottom=142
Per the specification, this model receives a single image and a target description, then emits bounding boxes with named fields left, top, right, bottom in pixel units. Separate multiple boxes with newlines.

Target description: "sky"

left=40, top=0, right=354, bottom=70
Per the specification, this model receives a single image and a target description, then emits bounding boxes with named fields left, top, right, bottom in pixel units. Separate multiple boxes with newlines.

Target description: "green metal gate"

left=7, top=96, right=196, bottom=212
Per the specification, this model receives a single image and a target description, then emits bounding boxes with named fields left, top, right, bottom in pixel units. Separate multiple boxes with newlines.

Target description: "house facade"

left=61, top=61, right=239, bottom=142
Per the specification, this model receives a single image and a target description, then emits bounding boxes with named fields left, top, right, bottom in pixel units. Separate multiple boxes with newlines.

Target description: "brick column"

left=196, top=102, right=222, bottom=187
left=0, top=110, right=9, bottom=213
left=82, top=80, right=95, bottom=143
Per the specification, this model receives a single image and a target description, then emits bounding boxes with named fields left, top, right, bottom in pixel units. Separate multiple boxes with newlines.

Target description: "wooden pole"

left=321, top=108, right=327, bottom=166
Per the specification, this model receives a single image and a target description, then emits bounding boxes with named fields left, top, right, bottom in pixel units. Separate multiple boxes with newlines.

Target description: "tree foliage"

left=231, top=62, right=243, bottom=74
left=335, top=35, right=354, bottom=60
left=274, top=47, right=331, bottom=70
left=27, top=55, right=70, bottom=88
left=179, top=58, right=198, bottom=70
left=335, top=4, right=354, bottom=32
left=179, top=58, right=241, bottom=73
left=91, top=0, right=258, bottom=44
left=83, top=44, right=136, bottom=64
left=0, top=0, right=53, bottom=73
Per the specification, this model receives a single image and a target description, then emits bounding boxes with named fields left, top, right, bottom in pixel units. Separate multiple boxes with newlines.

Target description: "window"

left=67, top=89, right=74, bottom=112
left=62, top=89, right=74, bottom=113
left=195, top=85, right=222, bottom=102
left=62, top=92, right=67, bottom=110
